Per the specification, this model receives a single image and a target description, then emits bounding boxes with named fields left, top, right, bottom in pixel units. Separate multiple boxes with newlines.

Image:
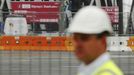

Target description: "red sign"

left=11, top=2, right=61, bottom=23
left=102, top=7, right=119, bottom=24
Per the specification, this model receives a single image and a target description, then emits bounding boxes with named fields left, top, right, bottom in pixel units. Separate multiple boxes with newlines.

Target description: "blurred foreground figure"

left=68, top=6, right=123, bottom=75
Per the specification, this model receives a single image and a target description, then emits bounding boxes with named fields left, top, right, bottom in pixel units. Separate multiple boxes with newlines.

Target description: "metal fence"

left=0, top=51, right=79, bottom=75
left=0, top=50, right=134, bottom=75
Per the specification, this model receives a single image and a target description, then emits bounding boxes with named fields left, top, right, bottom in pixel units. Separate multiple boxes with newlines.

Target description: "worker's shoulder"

left=94, top=60, right=124, bottom=75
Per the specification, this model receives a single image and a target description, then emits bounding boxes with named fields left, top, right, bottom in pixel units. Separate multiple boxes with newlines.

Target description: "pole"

left=118, top=0, right=123, bottom=34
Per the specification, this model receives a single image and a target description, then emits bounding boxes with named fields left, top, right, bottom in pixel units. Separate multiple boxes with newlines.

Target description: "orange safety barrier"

left=18, top=36, right=33, bottom=50
left=49, top=37, right=66, bottom=51
left=1, top=36, right=15, bottom=46
left=0, top=36, right=74, bottom=51
left=0, top=36, right=3, bottom=50
left=19, top=36, right=33, bottom=46
left=32, top=36, right=48, bottom=50
left=127, top=37, right=134, bottom=51
left=65, top=37, right=74, bottom=51
left=1, top=36, right=17, bottom=50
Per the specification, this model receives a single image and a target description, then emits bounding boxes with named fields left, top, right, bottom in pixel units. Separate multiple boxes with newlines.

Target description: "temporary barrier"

left=1, top=36, right=134, bottom=51
left=107, top=36, right=120, bottom=51
left=32, top=36, right=48, bottom=50
left=1, top=36, right=17, bottom=50
left=15, top=36, right=33, bottom=50
left=1, top=36, right=15, bottom=46
left=119, top=37, right=131, bottom=51
left=107, top=36, right=132, bottom=51
left=0, top=36, right=3, bottom=50
left=47, top=37, right=66, bottom=51
left=127, top=36, right=134, bottom=51
left=65, top=37, right=74, bottom=51
left=0, top=36, right=72, bottom=51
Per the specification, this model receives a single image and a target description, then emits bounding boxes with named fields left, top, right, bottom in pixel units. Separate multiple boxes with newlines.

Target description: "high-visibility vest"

left=78, top=60, right=123, bottom=75
left=92, top=60, right=123, bottom=75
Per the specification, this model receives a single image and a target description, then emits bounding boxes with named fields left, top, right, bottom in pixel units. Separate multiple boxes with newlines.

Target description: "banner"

left=102, top=7, right=119, bottom=24
left=11, top=2, right=61, bottom=23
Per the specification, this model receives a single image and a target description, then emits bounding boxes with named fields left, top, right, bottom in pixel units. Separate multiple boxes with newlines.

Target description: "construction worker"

left=68, top=6, right=124, bottom=75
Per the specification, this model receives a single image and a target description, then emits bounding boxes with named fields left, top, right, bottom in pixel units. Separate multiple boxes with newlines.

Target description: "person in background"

left=68, top=6, right=124, bottom=75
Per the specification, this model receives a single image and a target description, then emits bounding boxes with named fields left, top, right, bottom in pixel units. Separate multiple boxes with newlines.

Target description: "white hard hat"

left=68, top=6, right=113, bottom=34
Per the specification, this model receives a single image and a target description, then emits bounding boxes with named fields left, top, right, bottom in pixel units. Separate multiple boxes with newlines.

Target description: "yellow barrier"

left=127, top=37, right=134, bottom=51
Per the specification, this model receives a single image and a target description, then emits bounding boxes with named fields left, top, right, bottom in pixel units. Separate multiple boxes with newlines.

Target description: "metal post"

left=58, top=0, right=65, bottom=36
left=118, top=0, right=123, bottom=34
